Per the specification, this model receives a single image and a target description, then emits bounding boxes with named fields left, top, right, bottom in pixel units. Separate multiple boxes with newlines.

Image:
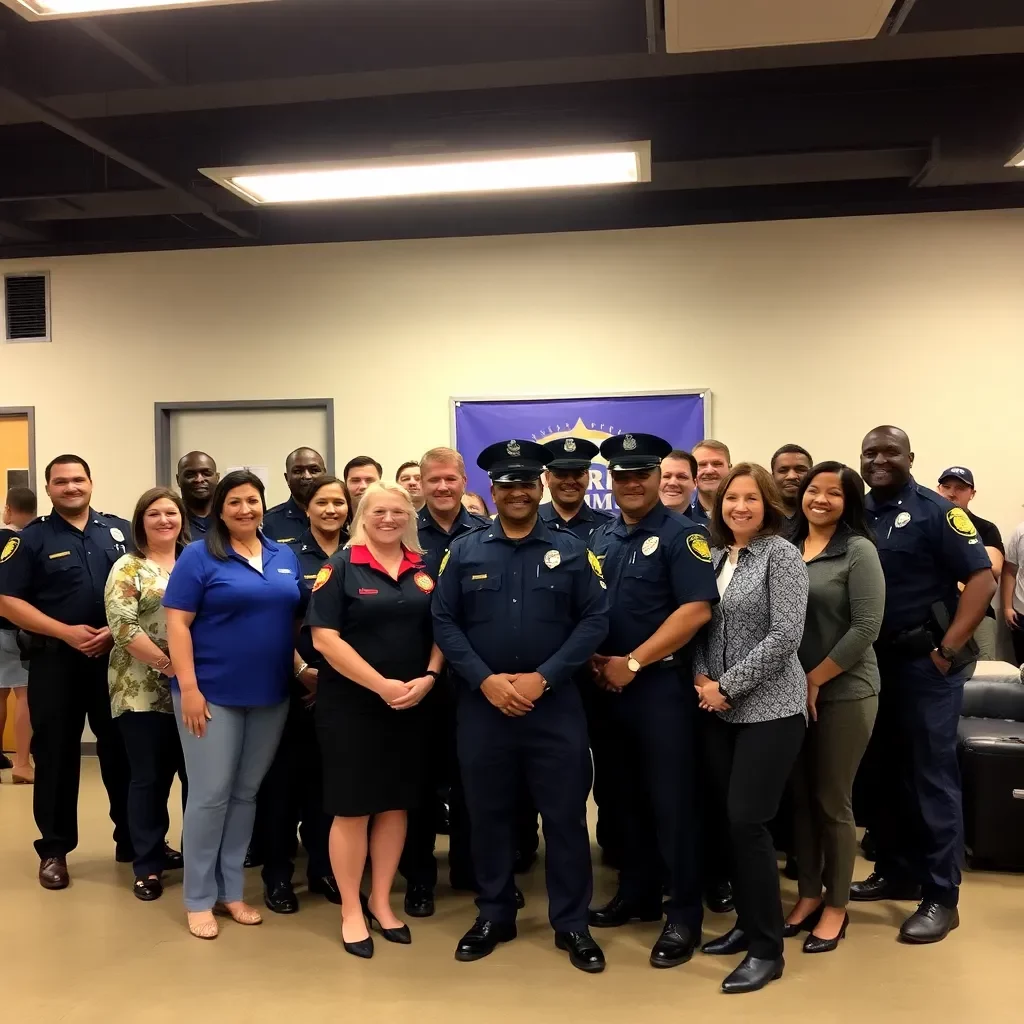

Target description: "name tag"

left=471, top=573, right=488, bottom=580
left=277, top=568, right=293, bottom=574
left=48, top=551, right=71, bottom=560
left=304, top=574, right=318, bottom=580
left=358, top=588, right=378, bottom=595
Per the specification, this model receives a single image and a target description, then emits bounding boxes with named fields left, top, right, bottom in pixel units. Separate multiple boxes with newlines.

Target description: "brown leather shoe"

left=39, top=856, right=69, bottom=890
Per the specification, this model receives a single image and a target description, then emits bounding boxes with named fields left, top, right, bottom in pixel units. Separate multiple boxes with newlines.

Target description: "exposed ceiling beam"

left=0, top=217, right=46, bottom=242
left=75, top=22, right=172, bottom=87
left=1, top=25, right=1022, bottom=126
left=0, top=85, right=254, bottom=238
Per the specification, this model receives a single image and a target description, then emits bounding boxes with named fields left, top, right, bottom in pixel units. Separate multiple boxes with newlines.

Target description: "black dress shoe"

left=850, top=872, right=922, bottom=902
left=515, top=886, right=526, bottom=910
left=263, top=881, right=299, bottom=914
left=243, top=846, right=264, bottom=869
left=701, top=927, right=750, bottom=956
left=898, top=902, right=959, bottom=944
left=589, top=895, right=663, bottom=928
left=650, top=923, right=699, bottom=968
left=704, top=881, right=735, bottom=915
left=404, top=884, right=435, bottom=918
left=0, top=752, right=11, bottom=769
left=308, top=875, right=342, bottom=905
left=721, top=954, right=784, bottom=994
left=133, top=875, right=163, bottom=902
left=455, top=918, right=517, bottom=961
left=366, top=906, right=412, bottom=944
left=162, top=845, right=184, bottom=871
left=782, top=903, right=823, bottom=938
left=860, top=830, right=877, bottom=861
left=555, top=930, right=606, bottom=973
left=804, top=914, right=848, bottom=953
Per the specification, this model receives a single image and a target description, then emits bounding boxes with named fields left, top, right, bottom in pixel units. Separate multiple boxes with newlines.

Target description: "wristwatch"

left=425, top=669, right=440, bottom=679
left=938, top=644, right=959, bottom=662
left=294, top=660, right=308, bottom=679
left=626, top=654, right=642, bottom=674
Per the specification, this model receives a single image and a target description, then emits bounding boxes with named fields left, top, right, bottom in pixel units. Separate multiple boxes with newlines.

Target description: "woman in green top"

left=105, top=487, right=190, bottom=902
left=785, top=463, right=885, bottom=953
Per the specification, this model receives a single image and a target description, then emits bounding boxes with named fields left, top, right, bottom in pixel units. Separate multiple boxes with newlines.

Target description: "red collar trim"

left=350, top=544, right=424, bottom=578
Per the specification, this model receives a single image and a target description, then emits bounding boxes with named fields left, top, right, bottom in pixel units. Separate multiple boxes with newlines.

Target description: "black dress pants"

left=259, top=697, right=332, bottom=886
left=117, top=710, right=187, bottom=877
left=582, top=677, right=626, bottom=866
left=704, top=712, right=806, bottom=959
left=28, top=644, right=130, bottom=859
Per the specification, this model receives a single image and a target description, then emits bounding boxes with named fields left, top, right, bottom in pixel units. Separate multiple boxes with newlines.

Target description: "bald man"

left=176, top=452, right=219, bottom=537
left=262, top=447, right=327, bottom=543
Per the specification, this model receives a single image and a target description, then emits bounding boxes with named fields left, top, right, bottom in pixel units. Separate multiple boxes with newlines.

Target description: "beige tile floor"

left=2, top=759, right=1023, bottom=1023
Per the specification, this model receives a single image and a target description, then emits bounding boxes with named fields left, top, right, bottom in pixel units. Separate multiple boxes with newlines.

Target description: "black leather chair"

left=958, top=661, right=1024, bottom=870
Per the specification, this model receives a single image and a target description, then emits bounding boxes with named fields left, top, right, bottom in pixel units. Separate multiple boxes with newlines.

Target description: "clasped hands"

left=694, top=673, right=731, bottom=713
left=378, top=674, right=436, bottom=710
left=590, top=654, right=636, bottom=694
left=480, top=672, right=547, bottom=717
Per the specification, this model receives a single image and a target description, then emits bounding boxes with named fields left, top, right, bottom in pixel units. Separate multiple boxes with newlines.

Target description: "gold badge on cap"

left=414, top=571, right=434, bottom=593
left=564, top=438, right=576, bottom=453
left=623, top=435, right=637, bottom=451
left=0, top=537, right=19, bottom=563
left=312, top=565, right=333, bottom=592
left=641, top=536, right=659, bottom=556
left=895, top=512, right=911, bottom=528
left=946, top=507, right=977, bottom=538
left=687, top=534, right=712, bottom=563
left=506, top=440, right=521, bottom=457
left=544, top=549, right=561, bottom=569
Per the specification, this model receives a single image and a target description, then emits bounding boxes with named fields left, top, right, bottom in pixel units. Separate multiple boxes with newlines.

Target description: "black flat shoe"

left=404, top=884, right=435, bottom=918
left=804, top=914, right=848, bottom=953
left=133, top=875, right=163, bottom=902
left=263, top=881, right=299, bottom=914
left=162, top=845, right=184, bottom=871
left=783, top=903, right=823, bottom=938
left=650, top=923, right=699, bottom=968
left=704, top=881, right=734, bottom=915
left=898, top=901, right=959, bottom=944
left=555, top=930, right=606, bottom=973
left=850, top=872, right=921, bottom=902
left=455, top=918, right=517, bottom=962
left=589, top=895, right=663, bottom=928
left=701, top=927, right=750, bottom=956
left=722, top=954, right=784, bottom=994
left=308, top=874, right=342, bottom=905
left=515, top=886, right=526, bottom=910
left=366, top=906, right=412, bottom=944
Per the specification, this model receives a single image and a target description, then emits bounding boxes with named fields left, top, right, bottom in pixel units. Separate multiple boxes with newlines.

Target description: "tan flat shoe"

left=12, top=770, right=34, bottom=785
left=187, top=912, right=219, bottom=940
left=215, top=901, right=263, bottom=926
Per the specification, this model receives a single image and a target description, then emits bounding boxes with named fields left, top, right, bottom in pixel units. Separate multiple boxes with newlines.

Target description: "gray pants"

left=792, top=695, right=878, bottom=907
left=972, top=616, right=997, bottom=662
left=173, top=692, right=288, bottom=911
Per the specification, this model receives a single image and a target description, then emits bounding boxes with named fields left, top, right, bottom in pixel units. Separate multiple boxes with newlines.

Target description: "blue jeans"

left=172, top=692, right=288, bottom=911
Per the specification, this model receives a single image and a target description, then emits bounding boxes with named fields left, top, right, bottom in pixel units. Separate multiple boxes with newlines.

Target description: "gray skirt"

left=0, top=629, right=28, bottom=688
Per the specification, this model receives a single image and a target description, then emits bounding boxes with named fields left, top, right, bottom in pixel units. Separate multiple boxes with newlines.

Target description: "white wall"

left=1, top=209, right=1022, bottom=535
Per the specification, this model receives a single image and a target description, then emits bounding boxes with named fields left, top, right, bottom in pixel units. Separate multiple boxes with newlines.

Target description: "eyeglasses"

left=367, top=509, right=410, bottom=521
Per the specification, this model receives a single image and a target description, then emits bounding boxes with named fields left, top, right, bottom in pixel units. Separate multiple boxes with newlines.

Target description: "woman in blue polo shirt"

left=164, top=470, right=300, bottom=940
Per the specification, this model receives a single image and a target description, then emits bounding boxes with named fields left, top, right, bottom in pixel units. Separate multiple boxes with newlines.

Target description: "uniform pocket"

left=529, top=572, right=572, bottom=619
left=460, top=574, right=502, bottom=622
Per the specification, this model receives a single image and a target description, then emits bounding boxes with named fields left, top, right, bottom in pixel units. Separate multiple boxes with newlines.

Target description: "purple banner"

left=453, top=392, right=707, bottom=512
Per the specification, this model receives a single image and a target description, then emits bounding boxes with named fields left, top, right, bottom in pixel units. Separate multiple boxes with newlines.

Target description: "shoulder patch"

left=0, top=537, right=19, bottom=563
left=439, top=550, right=451, bottom=576
left=312, top=565, right=333, bottom=592
left=686, top=533, right=712, bottom=563
left=587, top=549, right=604, bottom=579
left=946, top=507, right=977, bottom=538
left=414, top=570, right=434, bottom=593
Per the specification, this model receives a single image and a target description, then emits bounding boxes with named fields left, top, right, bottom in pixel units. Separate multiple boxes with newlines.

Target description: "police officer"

left=175, top=451, right=219, bottom=537
left=400, top=447, right=490, bottom=917
left=0, top=454, right=132, bottom=889
left=587, top=432, right=719, bottom=970
left=262, top=447, right=327, bottom=543
left=851, top=425, right=994, bottom=943
left=433, top=439, right=609, bottom=973
left=539, top=437, right=612, bottom=541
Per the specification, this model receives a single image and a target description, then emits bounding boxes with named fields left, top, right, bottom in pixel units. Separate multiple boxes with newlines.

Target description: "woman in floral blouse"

left=105, top=487, right=190, bottom=901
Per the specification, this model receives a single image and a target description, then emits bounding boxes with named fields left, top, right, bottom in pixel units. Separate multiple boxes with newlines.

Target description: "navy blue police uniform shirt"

left=432, top=517, right=609, bottom=691
left=262, top=496, right=307, bottom=544
left=0, top=527, right=19, bottom=631
left=590, top=500, right=719, bottom=660
left=865, top=478, right=992, bottom=637
left=687, top=495, right=711, bottom=526
left=417, top=505, right=490, bottom=580
left=538, top=500, right=613, bottom=542
left=289, top=527, right=348, bottom=667
left=186, top=512, right=211, bottom=538
left=0, top=509, right=131, bottom=629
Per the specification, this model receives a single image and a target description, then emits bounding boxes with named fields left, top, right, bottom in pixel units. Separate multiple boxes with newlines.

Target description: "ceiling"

left=2, top=0, right=1024, bottom=258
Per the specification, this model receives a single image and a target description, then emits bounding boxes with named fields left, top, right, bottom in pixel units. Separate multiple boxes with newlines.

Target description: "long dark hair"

left=131, top=487, right=191, bottom=557
left=710, top=462, right=786, bottom=548
left=790, top=461, right=875, bottom=546
left=205, top=470, right=267, bottom=561
left=306, top=474, right=353, bottom=531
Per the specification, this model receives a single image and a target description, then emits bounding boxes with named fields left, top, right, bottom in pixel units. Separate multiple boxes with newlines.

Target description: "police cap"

left=938, top=466, right=974, bottom=488
left=600, top=432, right=673, bottom=472
left=478, top=439, right=548, bottom=483
left=542, top=436, right=601, bottom=471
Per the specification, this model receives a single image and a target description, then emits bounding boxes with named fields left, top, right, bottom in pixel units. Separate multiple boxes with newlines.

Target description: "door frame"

left=0, top=405, right=37, bottom=493
left=153, top=398, right=336, bottom=486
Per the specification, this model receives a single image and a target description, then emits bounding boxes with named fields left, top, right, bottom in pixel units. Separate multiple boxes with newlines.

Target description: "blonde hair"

left=420, top=447, right=466, bottom=476
left=346, top=481, right=424, bottom=554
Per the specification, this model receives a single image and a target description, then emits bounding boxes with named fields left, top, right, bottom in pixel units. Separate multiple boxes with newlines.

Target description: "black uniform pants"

left=704, top=712, right=806, bottom=960
left=458, top=683, right=593, bottom=932
left=870, top=655, right=965, bottom=906
left=697, top=712, right=733, bottom=893
left=28, top=644, right=130, bottom=859
left=399, top=678, right=475, bottom=889
left=117, top=710, right=187, bottom=877
left=258, top=697, right=332, bottom=886
left=582, top=677, right=626, bottom=864
left=594, top=666, right=703, bottom=930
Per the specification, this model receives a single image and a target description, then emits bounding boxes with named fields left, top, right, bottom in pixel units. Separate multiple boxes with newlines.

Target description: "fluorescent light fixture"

left=200, top=143, right=652, bottom=206
left=3, top=0, right=276, bottom=20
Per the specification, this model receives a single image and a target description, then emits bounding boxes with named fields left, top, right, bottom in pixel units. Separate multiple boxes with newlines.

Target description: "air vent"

left=4, top=272, right=50, bottom=342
